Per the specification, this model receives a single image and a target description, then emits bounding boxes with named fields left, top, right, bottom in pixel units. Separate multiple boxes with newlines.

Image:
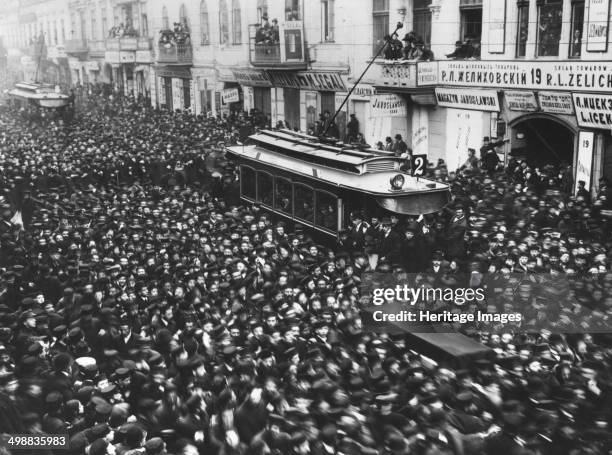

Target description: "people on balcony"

left=158, top=22, right=191, bottom=47
left=108, top=19, right=139, bottom=39
left=255, top=15, right=280, bottom=45
left=445, top=37, right=481, bottom=60
left=382, top=31, right=433, bottom=61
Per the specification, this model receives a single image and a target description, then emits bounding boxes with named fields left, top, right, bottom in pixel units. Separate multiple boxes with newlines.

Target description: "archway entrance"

left=510, top=116, right=575, bottom=167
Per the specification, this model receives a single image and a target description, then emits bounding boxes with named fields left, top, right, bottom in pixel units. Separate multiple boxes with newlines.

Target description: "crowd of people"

left=1, top=95, right=612, bottom=455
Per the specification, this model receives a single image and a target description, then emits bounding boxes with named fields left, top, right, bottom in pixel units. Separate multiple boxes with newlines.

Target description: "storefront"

left=153, top=66, right=192, bottom=112
left=231, top=69, right=273, bottom=118
left=414, top=60, right=612, bottom=193
left=267, top=70, right=349, bottom=134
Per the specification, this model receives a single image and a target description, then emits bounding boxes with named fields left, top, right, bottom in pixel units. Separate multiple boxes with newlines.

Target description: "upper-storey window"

left=372, top=0, right=389, bottom=56
left=536, top=0, right=563, bottom=56
left=516, top=1, right=529, bottom=57
left=569, top=1, right=584, bottom=57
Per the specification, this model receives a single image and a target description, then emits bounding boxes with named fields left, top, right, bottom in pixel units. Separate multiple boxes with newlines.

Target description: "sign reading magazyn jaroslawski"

left=572, top=93, right=612, bottom=129
left=434, top=88, right=500, bottom=112
left=418, top=61, right=612, bottom=93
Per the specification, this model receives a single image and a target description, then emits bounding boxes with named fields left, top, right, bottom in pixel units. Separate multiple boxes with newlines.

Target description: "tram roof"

left=226, top=144, right=448, bottom=196
left=247, top=129, right=396, bottom=171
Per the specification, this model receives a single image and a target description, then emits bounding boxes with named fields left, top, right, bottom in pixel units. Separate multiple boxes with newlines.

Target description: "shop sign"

left=417, top=61, right=438, bottom=86
left=537, top=91, right=575, bottom=114
left=370, top=94, right=407, bottom=117
left=488, top=0, right=506, bottom=54
left=504, top=90, right=537, bottom=111
left=586, top=0, right=610, bottom=52
left=434, top=88, right=500, bottom=112
left=222, top=88, right=240, bottom=104
left=119, top=51, right=135, bottom=63
left=418, top=60, right=612, bottom=93
left=573, top=93, right=612, bottom=129
left=172, top=78, right=183, bottom=110
left=349, top=84, right=377, bottom=99
left=231, top=69, right=272, bottom=87
left=269, top=71, right=347, bottom=91
left=575, top=131, right=594, bottom=193
left=85, top=61, right=99, bottom=71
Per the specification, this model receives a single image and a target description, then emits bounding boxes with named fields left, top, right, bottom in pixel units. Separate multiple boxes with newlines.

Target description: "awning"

left=154, top=65, right=191, bottom=79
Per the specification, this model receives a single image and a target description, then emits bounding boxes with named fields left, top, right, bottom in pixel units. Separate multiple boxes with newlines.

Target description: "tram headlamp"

left=390, top=174, right=405, bottom=190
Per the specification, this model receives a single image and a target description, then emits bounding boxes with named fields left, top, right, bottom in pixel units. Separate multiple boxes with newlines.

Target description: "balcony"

left=157, top=42, right=192, bottom=64
left=64, top=39, right=88, bottom=54
left=89, top=40, right=106, bottom=58
left=248, top=23, right=306, bottom=69
left=370, top=59, right=420, bottom=89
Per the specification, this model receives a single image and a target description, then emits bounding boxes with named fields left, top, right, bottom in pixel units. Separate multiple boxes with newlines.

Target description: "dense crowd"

left=1, top=96, right=612, bottom=455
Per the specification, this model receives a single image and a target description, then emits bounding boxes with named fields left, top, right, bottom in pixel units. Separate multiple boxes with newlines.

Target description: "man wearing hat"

left=378, top=218, right=401, bottom=268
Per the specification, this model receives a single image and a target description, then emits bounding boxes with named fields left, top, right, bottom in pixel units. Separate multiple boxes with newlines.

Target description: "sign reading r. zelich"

left=434, top=88, right=500, bottom=112
left=420, top=60, right=612, bottom=92
left=573, top=93, right=612, bottom=129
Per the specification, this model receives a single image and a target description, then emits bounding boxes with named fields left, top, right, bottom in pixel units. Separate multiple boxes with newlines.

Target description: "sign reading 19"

left=530, top=68, right=542, bottom=85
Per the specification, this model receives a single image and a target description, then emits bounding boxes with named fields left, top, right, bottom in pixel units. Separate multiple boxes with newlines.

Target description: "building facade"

left=371, top=0, right=612, bottom=194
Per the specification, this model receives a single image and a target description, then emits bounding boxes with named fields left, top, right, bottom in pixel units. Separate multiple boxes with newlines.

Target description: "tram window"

left=294, top=183, right=314, bottom=223
left=241, top=166, right=256, bottom=200
left=274, top=177, right=293, bottom=214
left=257, top=171, right=273, bottom=207
left=315, top=191, right=337, bottom=231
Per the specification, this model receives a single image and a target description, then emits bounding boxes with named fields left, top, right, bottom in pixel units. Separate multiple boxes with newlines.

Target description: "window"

left=200, top=1, right=209, bottom=44
left=101, top=10, right=107, bottom=39
left=53, top=21, right=58, bottom=44
left=219, top=0, right=229, bottom=45
left=240, top=166, right=257, bottom=200
left=294, top=184, right=314, bottom=222
left=257, top=0, right=268, bottom=23
left=257, top=172, right=273, bottom=206
left=141, top=14, right=148, bottom=36
left=413, top=0, right=432, bottom=46
left=91, top=12, right=96, bottom=40
left=372, top=0, right=389, bottom=55
left=274, top=177, right=293, bottom=213
left=61, top=19, right=65, bottom=42
left=162, top=6, right=169, bottom=30
left=516, top=1, right=529, bottom=57
left=569, top=1, right=584, bottom=57
left=460, top=7, right=482, bottom=42
left=179, top=4, right=189, bottom=31
left=536, top=0, right=562, bottom=56
left=285, top=0, right=301, bottom=20
left=232, top=0, right=242, bottom=44
left=315, top=191, right=337, bottom=231
left=322, top=0, right=334, bottom=42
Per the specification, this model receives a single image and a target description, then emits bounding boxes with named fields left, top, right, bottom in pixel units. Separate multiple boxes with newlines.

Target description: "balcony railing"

left=248, top=23, right=306, bottom=69
left=89, top=40, right=106, bottom=57
left=64, top=39, right=88, bottom=53
left=370, top=59, right=419, bottom=89
left=251, top=42, right=281, bottom=64
left=157, top=42, right=192, bottom=64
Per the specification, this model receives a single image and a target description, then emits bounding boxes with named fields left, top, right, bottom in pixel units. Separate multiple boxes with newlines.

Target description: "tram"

left=8, top=82, right=70, bottom=109
left=225, top=128, right=450, bottom=237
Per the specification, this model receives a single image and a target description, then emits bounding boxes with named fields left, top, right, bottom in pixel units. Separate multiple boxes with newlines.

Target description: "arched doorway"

left=509, top=114, right=576, bottom=167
